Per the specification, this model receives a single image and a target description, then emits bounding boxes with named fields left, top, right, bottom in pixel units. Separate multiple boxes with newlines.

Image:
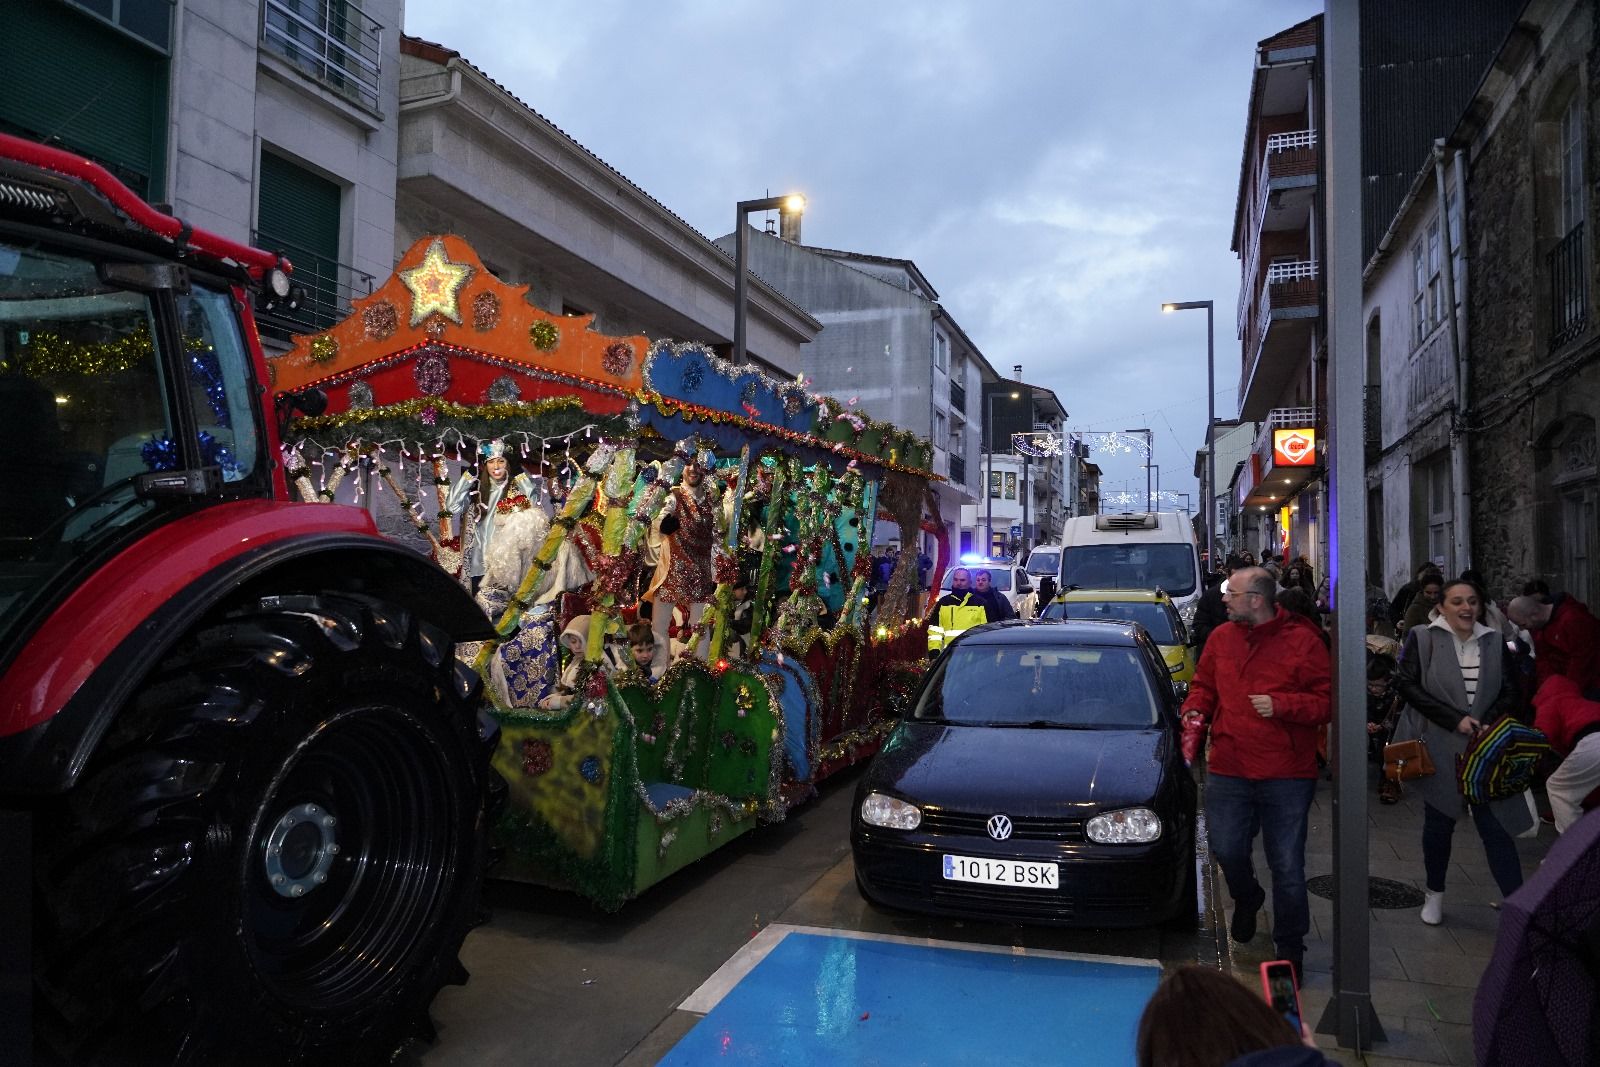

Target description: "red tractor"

left=0, top=134, right=501, bottom=1064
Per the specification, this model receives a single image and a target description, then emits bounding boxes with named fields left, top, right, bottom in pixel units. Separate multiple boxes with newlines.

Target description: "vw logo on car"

left=987, top=814, right=1013, bottom=840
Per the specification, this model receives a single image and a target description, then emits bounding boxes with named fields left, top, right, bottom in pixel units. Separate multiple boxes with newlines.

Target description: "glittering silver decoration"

left=487, top=374, right=522, bottom=403
left=348, top=381, right=375, bottom=410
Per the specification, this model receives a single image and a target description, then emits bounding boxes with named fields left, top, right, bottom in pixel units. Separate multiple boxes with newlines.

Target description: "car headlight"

left=1178, top=599, right=1198, bottom=628
left=860, top=792, right=922, bottom=830
left=1086, top=807, right=1162, bottom=844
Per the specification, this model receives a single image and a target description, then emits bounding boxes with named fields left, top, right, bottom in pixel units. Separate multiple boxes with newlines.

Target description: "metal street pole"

left=733, top=194, right=804, bottom=366
left=1319, top=0, right=1382, bottom=1049
left=1161, top=299, right=1216, bottom=566
left=1122, top=428, right=1153, bottom=511
left=986, top=388, right=1019, bottom=556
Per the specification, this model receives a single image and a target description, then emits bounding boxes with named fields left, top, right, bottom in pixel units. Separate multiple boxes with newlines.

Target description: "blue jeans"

left=1206, top=773, right=1317, bottom=957
left=1422, top=801, right=1524, bottom=897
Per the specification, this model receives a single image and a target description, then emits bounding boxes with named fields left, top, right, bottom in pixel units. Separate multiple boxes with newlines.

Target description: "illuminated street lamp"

left=1162, top=299, right=1215, bottom=567
left=733, top=194, right=805, bottom=366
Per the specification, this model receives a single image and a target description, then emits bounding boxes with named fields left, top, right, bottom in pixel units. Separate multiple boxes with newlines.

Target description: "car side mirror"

left=1017, top=578, right=1032, bottom=593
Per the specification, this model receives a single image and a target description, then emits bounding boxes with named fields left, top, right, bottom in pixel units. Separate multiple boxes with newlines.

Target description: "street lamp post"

left=986, top=388, right=1020, bottom=557
left=1162, top=299, right=1215, bottom=569
left=1146, top=463, right=1161, bottom=511
left=734, top=194, right=805, bottom=366
left=1121, top=427, right=1153, bottom=511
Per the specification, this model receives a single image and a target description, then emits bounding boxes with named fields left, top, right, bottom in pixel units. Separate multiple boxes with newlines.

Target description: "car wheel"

left=33, top=593, right=494, bottom=1065
left=1164, top=843, right=1201, bottom=932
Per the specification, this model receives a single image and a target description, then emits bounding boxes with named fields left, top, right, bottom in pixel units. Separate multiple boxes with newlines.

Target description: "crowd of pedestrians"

left=1166, top=544, right=1600, bottom=1054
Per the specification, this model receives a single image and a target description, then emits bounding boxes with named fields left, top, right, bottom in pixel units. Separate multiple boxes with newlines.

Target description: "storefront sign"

left=1273, top=428, right=1316, bottom=467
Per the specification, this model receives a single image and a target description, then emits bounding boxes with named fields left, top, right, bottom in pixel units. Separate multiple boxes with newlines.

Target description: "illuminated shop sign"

left=1272, top=428, right=1316, bottom=467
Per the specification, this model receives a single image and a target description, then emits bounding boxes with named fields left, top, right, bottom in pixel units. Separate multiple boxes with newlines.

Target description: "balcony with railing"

left=1239, top=260, right=1320, bottom=419
left=1548, top=222, right=1588, bottom=351
left=947, top=379, right=966, bottom=415
left=251, top=231, right=376, bottom=340
left=1238, top=128, right=1319, bottom=335
left=262, top=0, right=384, bottom=113
left=949, top=455, right=967, bottom=486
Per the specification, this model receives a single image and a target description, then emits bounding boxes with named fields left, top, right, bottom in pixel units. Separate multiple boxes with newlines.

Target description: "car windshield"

left=1060, top=544, right=1197, bottom=597
left=912, top=643, right=1160, bottom=728
left=1025, top=548, right=1060, bottom=577
left=943, top=567, right=1011, bottom=592
left=1041, top=599, right=1179, bottom=644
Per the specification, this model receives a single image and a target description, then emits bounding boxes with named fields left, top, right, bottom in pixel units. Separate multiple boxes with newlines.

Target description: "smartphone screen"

left=1260, top=961, right=1302, bottom=1034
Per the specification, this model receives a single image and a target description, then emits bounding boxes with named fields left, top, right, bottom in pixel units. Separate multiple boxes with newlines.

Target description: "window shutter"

left=0, top=2, right=167, bottom=198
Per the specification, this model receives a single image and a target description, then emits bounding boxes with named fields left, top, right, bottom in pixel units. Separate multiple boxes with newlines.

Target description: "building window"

left=64, top=0, right=171, bottom=51
left=990, top=471, right=1003, bottom=499
left=1422, top=453, right=1453, bottom=573
left=934, top=411, right=946, bottom=444
left=934, top=332, right=948, bottom=371
left=1004, top=472, right=1017, bottom=500
left=1561, top=96, right=1585, bottom=236
left=1412, top=219, right=1442, bottom=348
left=261, top=0, right=384, bottom=113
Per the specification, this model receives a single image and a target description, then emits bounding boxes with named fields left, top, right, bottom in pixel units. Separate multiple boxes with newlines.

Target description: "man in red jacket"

left=1181, top=566, right=1332, bottom=986
left=1530, top=675, right=1600, bottom=832
left=1507, top=593, right=1600, bottom=698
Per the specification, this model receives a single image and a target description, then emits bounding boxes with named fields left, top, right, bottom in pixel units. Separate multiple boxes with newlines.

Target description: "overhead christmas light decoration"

left=1011, top=431, right=1062, bottom=458
left=1077, top=430, right=1152, bottom=457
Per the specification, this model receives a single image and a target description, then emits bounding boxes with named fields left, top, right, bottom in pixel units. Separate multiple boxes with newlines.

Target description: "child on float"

left=726, top=576, right=755, bottom=661
left=538, top=615, right=629, bottom=710
left=623, top=621, right=670, bottom=684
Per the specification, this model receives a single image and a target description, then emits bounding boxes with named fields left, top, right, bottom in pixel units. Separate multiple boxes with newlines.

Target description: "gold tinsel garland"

left=287, top=394, right=586, bottom=432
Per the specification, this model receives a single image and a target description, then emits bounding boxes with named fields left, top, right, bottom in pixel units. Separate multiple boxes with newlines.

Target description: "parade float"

left=269, top=235, right=942, bottom=908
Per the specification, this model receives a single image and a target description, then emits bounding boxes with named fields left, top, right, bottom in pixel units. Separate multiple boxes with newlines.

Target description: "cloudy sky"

left=404, top=0, right=1323, bottom=508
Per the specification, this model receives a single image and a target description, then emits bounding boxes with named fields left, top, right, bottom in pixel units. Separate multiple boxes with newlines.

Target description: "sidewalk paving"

left=1212, top=765, right=1556, bottom=1067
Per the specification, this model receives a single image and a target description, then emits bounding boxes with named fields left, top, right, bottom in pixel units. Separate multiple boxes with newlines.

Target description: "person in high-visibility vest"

left=927, top=568, right=992, bottom=653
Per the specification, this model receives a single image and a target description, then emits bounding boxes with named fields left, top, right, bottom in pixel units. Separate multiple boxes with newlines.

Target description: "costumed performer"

left=444, top=438, right=537, bottom=593
left=475, top=486, right=592, bottom=709
left=645, top=443, right=719, bottom=658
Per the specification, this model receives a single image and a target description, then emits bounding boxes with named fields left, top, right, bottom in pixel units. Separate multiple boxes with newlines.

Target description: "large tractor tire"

left=32, top=592, right=498, bottom=1065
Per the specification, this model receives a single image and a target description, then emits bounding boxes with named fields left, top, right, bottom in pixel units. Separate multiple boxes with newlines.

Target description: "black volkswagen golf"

left=851, top=619, right=1198, bottom=927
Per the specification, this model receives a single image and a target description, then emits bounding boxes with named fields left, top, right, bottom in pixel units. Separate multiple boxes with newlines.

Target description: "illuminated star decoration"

left=400, top=239, right=475, bottom=327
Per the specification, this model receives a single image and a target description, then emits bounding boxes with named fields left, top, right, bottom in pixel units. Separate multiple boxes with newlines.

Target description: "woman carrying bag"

left=1393, top=578, right=1531, bottom=926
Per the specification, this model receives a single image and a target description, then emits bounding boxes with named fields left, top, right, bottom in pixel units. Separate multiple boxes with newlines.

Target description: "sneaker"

left=1378, top=779, right=1401, bottom=805
left=1421, top=889, right=1444, bottom=925
left=1231, top=891, right=1264, bottom=943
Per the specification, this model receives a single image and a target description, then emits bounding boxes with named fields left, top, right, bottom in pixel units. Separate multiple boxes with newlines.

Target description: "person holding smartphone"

left=1135, top=965, right=1330, bottom=1067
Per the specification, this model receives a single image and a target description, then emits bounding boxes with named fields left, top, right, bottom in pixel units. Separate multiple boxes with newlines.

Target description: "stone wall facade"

left=1466, top=0, right=1600, bottom=604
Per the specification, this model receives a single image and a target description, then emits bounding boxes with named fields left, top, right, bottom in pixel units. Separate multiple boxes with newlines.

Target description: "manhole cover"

left=1305, top=875, right=1424, bottom=909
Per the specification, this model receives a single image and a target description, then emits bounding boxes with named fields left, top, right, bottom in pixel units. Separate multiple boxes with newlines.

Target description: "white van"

left=1024, top=512, right=1204, bottom=628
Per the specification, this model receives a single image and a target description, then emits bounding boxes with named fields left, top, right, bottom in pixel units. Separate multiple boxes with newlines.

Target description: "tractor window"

left=0, top=242, right=168, bottom=541
left=177, top=287, right=258, bottom=481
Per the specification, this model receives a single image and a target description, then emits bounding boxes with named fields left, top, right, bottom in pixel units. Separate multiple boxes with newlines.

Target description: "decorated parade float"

left=269, top=236, right=942, bottom=908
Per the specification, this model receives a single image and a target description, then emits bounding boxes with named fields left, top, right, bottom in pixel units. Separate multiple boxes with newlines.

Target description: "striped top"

left=1431, top=616, right=1497, bottom=711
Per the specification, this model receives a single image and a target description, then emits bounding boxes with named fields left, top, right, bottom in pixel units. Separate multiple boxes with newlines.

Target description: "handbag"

left=1383, top=738, right=1435, bottom=782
